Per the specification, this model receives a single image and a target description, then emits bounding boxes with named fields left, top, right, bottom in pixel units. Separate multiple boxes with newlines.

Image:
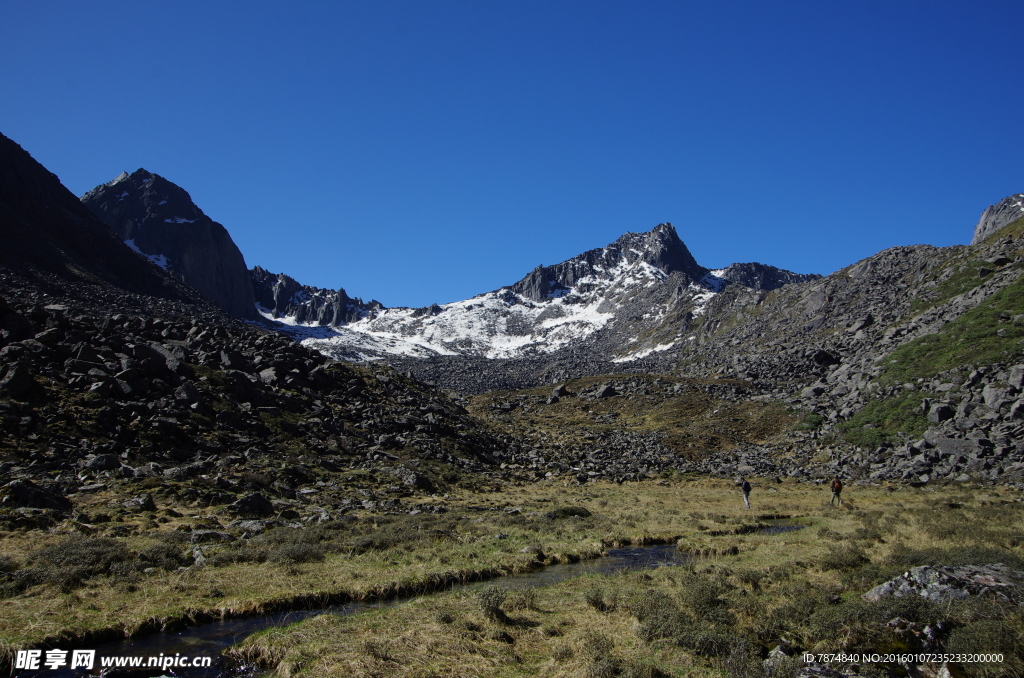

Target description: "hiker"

left=830, top=477, right=843, bottom=506
left=737, top=476, right=752, bottom=509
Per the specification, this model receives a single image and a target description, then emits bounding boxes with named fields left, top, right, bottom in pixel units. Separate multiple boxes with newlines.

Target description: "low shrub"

left=945, top=619, right=1022, bottom=678
left=207, top=543, right=269, bottom=566
left=818, top=544, right=870, bottom=571
left=477, top=585, right=508, bottom=623
left=885, top=544, right=1022, bottom=569
left=139, top=543, right=187, bottom=570
left=268, top=542, right=324, bottom=564
left=30, top=536, right=128, bottom=572
left=505, top=587, right=539, bottom=611
left=545, top=506, right=592, bottom=520
left=584, top=586, right=616, bottom=613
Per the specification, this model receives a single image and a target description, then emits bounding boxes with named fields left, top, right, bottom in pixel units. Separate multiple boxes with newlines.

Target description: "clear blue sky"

left=2, top=1, right=1021, bottom=308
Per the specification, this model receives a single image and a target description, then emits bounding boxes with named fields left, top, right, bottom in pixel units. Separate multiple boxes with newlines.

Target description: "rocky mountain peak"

left=508, top=222, right=705, bottom=302
left=82, top=171, right=257, bottom=319
left=971, top=193, right=1024, bottom=245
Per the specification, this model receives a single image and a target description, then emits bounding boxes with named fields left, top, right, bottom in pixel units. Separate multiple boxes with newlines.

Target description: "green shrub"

left=620, top=660, right=669, bottom=678
left=0, top=555, right=18, bottom=572
left=505, top=587, right=539, bottom=611
left=944, top=619, right=1022, bottom=678
left=207, top=543, right=269, bottom=566
left=818, top=544, right=870, bottom=571
left=545, top=506, right=592, bottom=519
left=268, top=543, right=324, bottom=564
left=139, top=543, right=187, bottom=570
left=584, top=586, right=616, bottom=612
left=30, top=536, right=128, bottom=571
left=477, top=585, right=508, bottom=623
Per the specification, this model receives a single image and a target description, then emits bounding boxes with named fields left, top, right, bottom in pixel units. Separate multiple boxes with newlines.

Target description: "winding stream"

left=21, top=523, right=805, bottom=677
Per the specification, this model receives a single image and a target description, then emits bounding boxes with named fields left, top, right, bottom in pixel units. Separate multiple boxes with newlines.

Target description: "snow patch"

left=612, top=342, right=676, bottom=363
left=124, top=239, right=170, bottom=270
left=701, top=272, right=729, bottom=292
left=164, top=217, right=195, bottom=224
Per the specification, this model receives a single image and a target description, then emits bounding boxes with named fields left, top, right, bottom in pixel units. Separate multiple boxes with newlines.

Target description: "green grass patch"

left=795, top=412, right=825, bottom=431
left=838, top=389, right=937, bottom=447
left=880, top=273, right=1024, bottom=384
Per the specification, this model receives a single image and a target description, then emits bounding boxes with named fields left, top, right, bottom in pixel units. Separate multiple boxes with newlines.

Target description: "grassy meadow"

left=2, top=478, right=1022, bottom=677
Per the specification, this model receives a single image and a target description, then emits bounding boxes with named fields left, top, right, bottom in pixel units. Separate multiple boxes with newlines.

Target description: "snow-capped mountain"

left=260, top=223, right=820, bottom=365
left=81, top=170, right=257, bottom=319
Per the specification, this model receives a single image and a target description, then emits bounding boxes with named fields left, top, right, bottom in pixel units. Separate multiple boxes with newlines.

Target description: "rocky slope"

left=82, top=170, right=257, bottom=320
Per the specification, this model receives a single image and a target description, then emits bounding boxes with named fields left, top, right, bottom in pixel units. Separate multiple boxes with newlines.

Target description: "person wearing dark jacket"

left=830, top=477, right=843, bottom=506
left=738, top=477, right=752, bottom=509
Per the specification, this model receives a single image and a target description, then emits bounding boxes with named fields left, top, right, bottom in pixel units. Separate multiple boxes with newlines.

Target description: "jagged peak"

left=972, top=193, right=1024, bottom=245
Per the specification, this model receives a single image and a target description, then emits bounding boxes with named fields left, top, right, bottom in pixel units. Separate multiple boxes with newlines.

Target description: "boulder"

left=862, top=564, right=1024, bottom=604
left=0, top=363, right=34, bottom=398
left=85, top=454, right=121, bottom=471
left=0, top=479, right=72, bottom=512
left=926, top=404, right=955, bottom=423
left=189, top=530, right=237, bottom=544
left=228, top=492, right=275, bottom=518
left=123, top=493, right=157, bottom=512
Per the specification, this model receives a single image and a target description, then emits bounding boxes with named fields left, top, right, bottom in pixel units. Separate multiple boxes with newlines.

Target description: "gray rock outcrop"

left=863, top=564, right=1024, bottom=604
left=971, top=193, right=1024, bottom=245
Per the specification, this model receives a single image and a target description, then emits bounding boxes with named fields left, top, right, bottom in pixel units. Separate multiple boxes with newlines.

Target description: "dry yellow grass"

left=3, top=478, right=1022, bottom=678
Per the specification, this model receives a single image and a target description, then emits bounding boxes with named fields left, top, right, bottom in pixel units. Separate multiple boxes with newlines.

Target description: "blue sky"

left=2, top=1, right=1021, bottom=308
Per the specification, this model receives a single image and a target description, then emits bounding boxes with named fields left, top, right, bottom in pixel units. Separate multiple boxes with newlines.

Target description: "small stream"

left=23, top=545, right=686, bottom=678
left=20, top=523, right=806, bottom=677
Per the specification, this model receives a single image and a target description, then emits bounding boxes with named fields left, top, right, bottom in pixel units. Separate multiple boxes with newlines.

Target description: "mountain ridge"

left=261, top=222, right=821, bottom=371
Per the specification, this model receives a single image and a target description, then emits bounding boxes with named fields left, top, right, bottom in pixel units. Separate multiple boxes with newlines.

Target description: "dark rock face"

left=715, top=262, right=821, bottom=291
left=81, top=170, right=257, bottom=320
left=0, top=133, right=195, bottom=301
left=251, top=266, right=381, bottom=325
left=971, top=194, right=1024, bottom=245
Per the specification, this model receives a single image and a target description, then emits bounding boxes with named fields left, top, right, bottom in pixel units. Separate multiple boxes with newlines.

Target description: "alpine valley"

left=3, top=129, right=1024, bottom=676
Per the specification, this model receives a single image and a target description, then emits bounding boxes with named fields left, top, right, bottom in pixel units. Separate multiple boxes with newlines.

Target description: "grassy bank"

left=5, top=479, right=1022, bottom=676
left=229, top=481, right=1024, bottom=678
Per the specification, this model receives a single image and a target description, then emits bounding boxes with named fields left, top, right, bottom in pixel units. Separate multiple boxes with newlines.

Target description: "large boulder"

left=228, top=492, right=275, bottom=518
left=863, top=564, right=1024, bottom=605
left=0, top=363, right=34, bottom=398
left=0, top=479, right=72, bottom=512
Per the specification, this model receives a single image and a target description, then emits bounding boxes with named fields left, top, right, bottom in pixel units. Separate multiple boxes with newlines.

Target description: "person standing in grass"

left=737, top=476, right=752, bottom=509
left=830, top=477, right=843, bottom=506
